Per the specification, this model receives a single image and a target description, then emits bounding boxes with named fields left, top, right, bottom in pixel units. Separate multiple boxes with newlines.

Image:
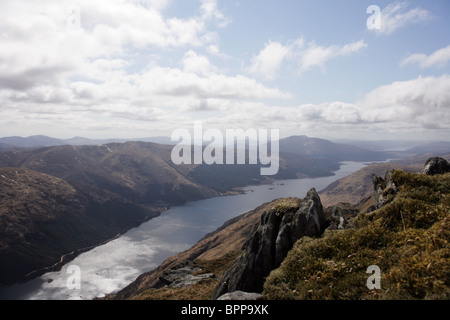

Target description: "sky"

left=0, top=0, right=449, bottom=141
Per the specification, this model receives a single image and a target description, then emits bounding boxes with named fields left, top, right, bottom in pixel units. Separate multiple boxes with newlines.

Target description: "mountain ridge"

left=0, top=135, right=176, bottom=149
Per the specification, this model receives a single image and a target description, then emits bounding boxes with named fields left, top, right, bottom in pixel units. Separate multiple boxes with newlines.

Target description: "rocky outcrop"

left=326, top=203, right=360, bottom=231
left=372, top=157, right=449, bottom=210
left=372, top=170, right=397, bottom=209
left=422, top=157, right=450, bottom=175
left=211, top=188, right=326, bottom=299
left=159, top=260, right=215, bottom=289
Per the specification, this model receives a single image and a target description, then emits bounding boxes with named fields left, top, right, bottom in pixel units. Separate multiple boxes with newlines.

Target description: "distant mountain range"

left=334, top=138, right=450, bottom=154
left=0, top=135, right=175, bottom=150
left=279, top=135, right=392, bottom=161
left=1, top=134, right=448, bottom=156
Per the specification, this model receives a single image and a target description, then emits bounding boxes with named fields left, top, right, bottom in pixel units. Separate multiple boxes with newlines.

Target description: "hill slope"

left=107, top=199, right=272, bottom=299
left=0, top=168, right=157, bottom=285
left=264, top=169, right=450, bottom=299
left=113, top=157, right=450, bottom=300
left=0, top=142, right=216, bottom=285
left=279, top=135, right=391, bottom=161
left=318, top=162, right=423, bottom=207
left=0, top=142, right=218, bottom=209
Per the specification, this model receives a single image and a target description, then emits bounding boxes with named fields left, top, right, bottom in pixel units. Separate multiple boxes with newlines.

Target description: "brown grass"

left=131, top=251, right=241, bottom=300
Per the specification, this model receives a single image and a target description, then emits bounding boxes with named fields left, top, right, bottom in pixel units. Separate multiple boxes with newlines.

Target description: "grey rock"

left=217, top=291, right=263, bottom=300
left=169, top=273, right=215, bottom=288
left=422, top=157, right=450, bottom=175
left=211, top=188, right=326, bottom=299
left=372, top=170, right=397, bottom=209
left=326, top=204, right=359, bottom=230
left=159, top=260, right=214, bottom=288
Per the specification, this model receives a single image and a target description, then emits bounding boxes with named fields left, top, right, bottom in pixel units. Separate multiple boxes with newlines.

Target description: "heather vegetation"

left=263, top=170, right=450, bottom=299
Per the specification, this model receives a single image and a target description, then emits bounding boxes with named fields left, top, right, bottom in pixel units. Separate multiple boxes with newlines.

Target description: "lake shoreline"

left=2, top=214, right=158, bottom=289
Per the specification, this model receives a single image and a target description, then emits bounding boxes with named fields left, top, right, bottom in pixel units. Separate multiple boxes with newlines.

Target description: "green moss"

left=272, top=198, right=301, bottom=216
left=263, top=171, right=450, bottom=300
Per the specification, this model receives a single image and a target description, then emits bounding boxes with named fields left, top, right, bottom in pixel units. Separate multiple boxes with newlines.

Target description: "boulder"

left=422, top=157, right=450, bottom=175
left=211, top=188, right=326, bottom=299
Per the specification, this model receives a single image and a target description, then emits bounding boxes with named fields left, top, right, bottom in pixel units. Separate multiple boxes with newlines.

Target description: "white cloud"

left=1, top=74, right=449, bottom=140
left=248, top=41, right=292, bottom=80
left=298, top=40, right=367, bottom=73
left=320, top=102, right=362, bottom=124
left=199, top=0, right=230, bottom=27
left=182, top=51, right=214, bottom=76
left=248, top=38, right=366, bottom=78
left=0, top=1, right=447, bottom=141
left=136, top=66, right=292, bottom=101
left=285, top=75, right=450, bottom=131
left=357, top=75, right=450, bottom=133
left=191, top=75, right=450, bottom=138
left=0, top=0, right=297, bottom=138
left=401, top=45, right=450, bottom=69
left=375, top=1, right=432, bottom=35
left=0, top=0, right=228, bottom=92
left=259, top=75, right=450, bottom=137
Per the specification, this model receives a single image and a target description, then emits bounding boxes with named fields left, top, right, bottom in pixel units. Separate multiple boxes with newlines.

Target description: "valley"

left=0, top=135, right=448, bottom=300
left=0, top=160, right=369, bottom=299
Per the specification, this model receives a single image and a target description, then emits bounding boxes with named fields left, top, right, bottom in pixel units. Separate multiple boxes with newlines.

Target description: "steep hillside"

left=264, top=168, right=450, bottom=299
left=107, top=199, right=271, bottom=299
left=0, top=142, right=217, bottom=285
left=109, top=192, right=334, bottom=300
left=318, top=162, right=423, bottom=207
left=0, top=168, right=157, bottom=285
left=0, top=142, right=218, bottom=208
left=114, top=157, right=450, bottom=300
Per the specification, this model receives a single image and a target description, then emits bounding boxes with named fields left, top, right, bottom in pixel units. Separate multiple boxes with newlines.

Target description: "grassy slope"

left=319, top=163, right=423, bottom=207
left=263, top=170, right=450, bottom=300
left=117, top=163, right=450, bottom=300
